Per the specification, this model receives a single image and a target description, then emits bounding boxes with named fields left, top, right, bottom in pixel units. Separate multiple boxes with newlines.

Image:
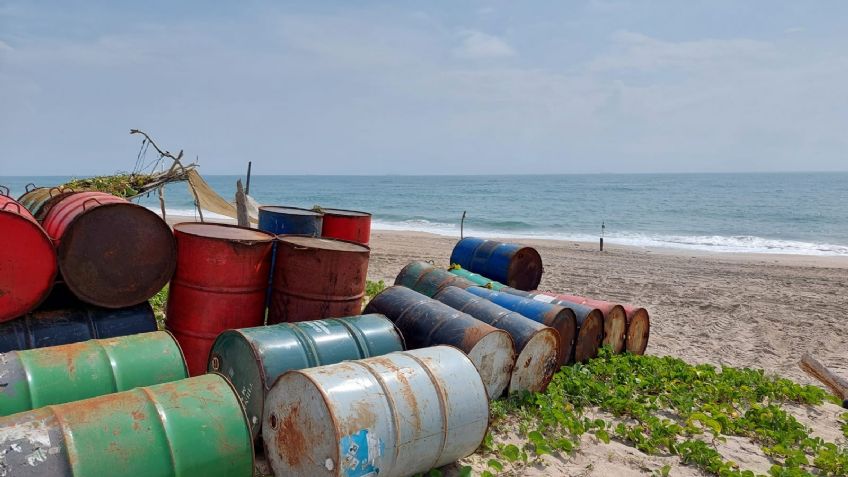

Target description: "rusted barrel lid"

left=277, top=235, right=370, bottom=253
left=321, top=208, right=371, bottom=217
left=173, top=222, right=275, bottom=242
left=43, top=192, right=176, bottom=309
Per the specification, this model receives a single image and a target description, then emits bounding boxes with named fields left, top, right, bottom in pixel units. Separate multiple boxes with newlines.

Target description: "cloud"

left=453, top=30, right=515, bottom=60
left=591, top=30, right=776, bottom=72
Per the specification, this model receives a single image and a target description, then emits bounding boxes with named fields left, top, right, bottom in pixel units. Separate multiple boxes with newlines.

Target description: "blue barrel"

left=0, top=302, right=157, bottom=353
left=449, top=237, right=543, bottom=291
left=258, top=206, right=323, bottom=236
left=464, top=286, right=576, bottom=364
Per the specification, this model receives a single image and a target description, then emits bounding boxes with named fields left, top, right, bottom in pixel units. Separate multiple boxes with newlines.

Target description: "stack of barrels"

left=0, top=187, right=654, bottom=477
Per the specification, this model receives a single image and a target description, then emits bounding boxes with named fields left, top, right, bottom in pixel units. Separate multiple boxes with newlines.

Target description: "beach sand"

left=166, top=216, right=848, bottom=475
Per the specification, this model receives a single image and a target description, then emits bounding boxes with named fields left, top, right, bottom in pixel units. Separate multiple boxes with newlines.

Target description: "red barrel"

left=320, top=208, right=372, bottom=245
left=0, top=194, right=57, bottom=322
left=166, top=223, right=275, bottom=375
left=268, top=236, right=370, bottom=324
left=40, top=191, right=176, bottom=308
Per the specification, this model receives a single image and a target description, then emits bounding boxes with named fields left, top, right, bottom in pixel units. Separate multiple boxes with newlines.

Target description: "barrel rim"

left=258, top=205, right=324, bottom=217
left=173, top=221, right=276, bottom=242
left=507, top=245, right=543, bottom=291
left=320, top=208, right=372, bottom=218
left=161, top=330, right=190, bottom=379
left=56, top=202, right=176, bottom=308
left=276, top=234, right=371, bottom=253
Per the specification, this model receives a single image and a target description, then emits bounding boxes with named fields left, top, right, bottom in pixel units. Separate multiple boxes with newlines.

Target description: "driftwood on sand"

left=799, top=353, right=848, bottom=408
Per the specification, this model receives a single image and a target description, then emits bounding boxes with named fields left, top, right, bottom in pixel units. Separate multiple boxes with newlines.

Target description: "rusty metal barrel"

left=0, top=192, right=57, bottom=322
left=449, top=237, right=543, bottom=291
left=539, top=292, right=627, bottom=353
left=622, top=305, right=651, bottom=355
left=463, top=286, right=576, bottom=365
left=319, top=208, right=372, bottom=245
left=258, top=206, right=323, bottom=236
left=263, top=346, right=488, bottom=477
left=268, top=236, right=370, bottom=324
left=502, top=290, right=605, bottom=362
left=0, top=373, right=254, bottom=477
left=394, top=261, right=475, bottom=297
left=433, top=286, right=559, bottom=393
left=0, top=302, right=157, bottom=353
left=40, top=191, right=176, bottom=308
left=16, top=185, right=68, bottom=217
left=208, top=314, right=404, bottom=439
left=448, top=266, right=506, bottom=291
left=364, top=285, right=514, bottom=398
left=0, top=331, right=187, bottom=415
left=167, top=223, right=275, bottom=376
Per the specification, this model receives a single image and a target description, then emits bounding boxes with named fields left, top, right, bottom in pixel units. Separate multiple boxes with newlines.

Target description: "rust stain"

left=344, top=401, right=377, bottom=435
left=459, top=325, right=489, bottom=351
left=371, top=357, right=421, bottom=433
left=277, top=403, right=307, bottom=466
left=131, top=409, right=145, bottom=431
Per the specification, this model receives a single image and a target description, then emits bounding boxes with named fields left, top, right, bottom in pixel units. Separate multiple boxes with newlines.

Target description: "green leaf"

left=500, top=444, right=520, bottom=462
left=458, top=467, right=473, bottom=477
left=487, top=459, right=504, bottom=472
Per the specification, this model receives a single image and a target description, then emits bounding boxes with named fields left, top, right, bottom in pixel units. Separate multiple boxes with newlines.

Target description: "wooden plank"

left=800, top=353, right=848, bottom=400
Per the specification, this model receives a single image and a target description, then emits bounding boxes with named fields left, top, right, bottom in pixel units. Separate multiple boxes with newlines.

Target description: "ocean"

left=3, top=173, right=847, bottom=256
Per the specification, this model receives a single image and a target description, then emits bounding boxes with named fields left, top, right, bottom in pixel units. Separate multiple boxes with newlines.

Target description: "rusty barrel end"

left=541, top=308, right=577, bottom=366
left=508, top=327, right=559, bottom=394
left=625, top=307, right=651, bottom=355
left=57, top=201, right=176, bottom=308
left=507, top=246, right=543, bottom=291
left=465, top=328, right=515, bottom=399
left=602, top=305, right=628, bottom=353
left=573, top=309, right=604, bottom=363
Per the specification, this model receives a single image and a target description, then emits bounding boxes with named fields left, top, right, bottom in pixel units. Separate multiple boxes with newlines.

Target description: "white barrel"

left=262, top=346, right=489, bottom=477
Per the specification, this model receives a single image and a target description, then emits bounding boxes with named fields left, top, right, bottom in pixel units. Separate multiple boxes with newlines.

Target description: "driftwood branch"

left=235, top=180, right=249, bottom=227
left=800, top=353, right=848, bottom=402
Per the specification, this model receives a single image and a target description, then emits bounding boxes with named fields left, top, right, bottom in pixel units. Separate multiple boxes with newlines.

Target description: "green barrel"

left=208, top=313, right=404, bottom=439
left=449, top=266, right=507, bottom=291
left=0, top=331, right=188, bottom=416
left=0, top=374, right=253, bottom=477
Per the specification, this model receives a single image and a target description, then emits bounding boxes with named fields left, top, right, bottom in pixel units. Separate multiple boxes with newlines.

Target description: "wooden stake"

left=158, top=186, right=166, bottom=222
left=800, top=353, right=848, bottom=404
left=236, top=179, right=249, bottom=227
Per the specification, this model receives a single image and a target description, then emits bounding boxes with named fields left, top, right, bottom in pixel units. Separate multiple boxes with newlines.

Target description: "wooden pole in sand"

left=158, top=186, right=166, bottom=222
left=236, top=179, right=249, bottom=227
left=461, top=211, right=467, bottom=239
left=800, top=354, right=848, bottom=408
left=245, top=161, right=252, bottom=195
left=600, top=221, right=605, bottom=252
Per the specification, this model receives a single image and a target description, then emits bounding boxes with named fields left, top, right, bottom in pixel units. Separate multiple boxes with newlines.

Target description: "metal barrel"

left=500, top=289, right=605, bottom=363
left=394, top=261, right=475, bottom=297
left=0, top=331, right=188, bottom=416
left=449, top=237, right=543, bottom=291
left=622, top=305, right=651, bottom=355
left=539, top=292, right=627, bottom=353
left=433, top=286, right=559, bottom=393
left=40, top=191, right=176, bottom=308
left=258, top=206, right=323, bottom=236
left=448, top=266, right=506, bottom=291
left=268, top=236, right=370, bottom=324
left=16, top=185, right=71, bottom=217
left=208, top=314, right=404, bottom=440
left=463, top=286, right=575, bottom=366
left=0, top=194, right=57, bottom=322
left=364, top=285, right=514, bottom=398
left=167, top=223, right=275, bottom=376
left=0, top=373, right=254, bottom=477
left=0, top=302, right=157, bottom=353
left=319, top=208, right=372, bottom=245
left=262, top=346, right=488, bottom=477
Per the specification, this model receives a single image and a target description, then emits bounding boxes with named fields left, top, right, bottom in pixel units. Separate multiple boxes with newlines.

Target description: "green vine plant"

left=474, top=348, right=846, bottom=477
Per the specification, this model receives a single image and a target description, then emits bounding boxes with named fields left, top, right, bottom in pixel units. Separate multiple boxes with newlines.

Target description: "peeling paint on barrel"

left=262, top=346, right=488, bottom=477
left=394, top=261, right=475, bottom=298
left=0, top=374, right=253, bottom=477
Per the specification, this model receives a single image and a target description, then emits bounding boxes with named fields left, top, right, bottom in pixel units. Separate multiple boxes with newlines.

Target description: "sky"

left=1, top=1, right=847, bottom=175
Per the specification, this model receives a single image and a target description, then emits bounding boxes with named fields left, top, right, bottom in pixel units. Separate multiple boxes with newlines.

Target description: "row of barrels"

left=0, top=312, right=490, bottom=476
left=257, top=205, right=372, bottom=244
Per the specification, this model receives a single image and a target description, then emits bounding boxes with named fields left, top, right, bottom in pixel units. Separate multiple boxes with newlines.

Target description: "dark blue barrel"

left=433, top=286, right=560, bottom=392
left=464, top=286, right=576, bottom=364
left=449, top=237, right=543, bottom=291
left=0, top=302, right=157, bottom=353
left=500, top=288, right=606, bottom=362
left=364, top=285, right=515, bottom=398
left=258, top=206, right=323, bottom=236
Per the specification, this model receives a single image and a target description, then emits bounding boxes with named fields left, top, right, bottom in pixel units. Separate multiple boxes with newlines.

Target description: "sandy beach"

left=168, top=216, right=848, bottom=476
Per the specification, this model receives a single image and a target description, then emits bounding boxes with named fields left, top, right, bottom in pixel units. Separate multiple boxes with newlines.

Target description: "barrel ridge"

left=402, top=351, right=452, bottom=471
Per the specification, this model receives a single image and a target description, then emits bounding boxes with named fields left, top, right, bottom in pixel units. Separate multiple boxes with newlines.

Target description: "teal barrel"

left=0, top=331, right=188, bottom=416
left=394, top=261, right=475, bottom=297
left=208, top=314, right=404, bottom=439
left=448, top=266, right=506, bottom=291
left=449, top=237, right=543, bottom=291
left=0, top=373, right=254, bottom=477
